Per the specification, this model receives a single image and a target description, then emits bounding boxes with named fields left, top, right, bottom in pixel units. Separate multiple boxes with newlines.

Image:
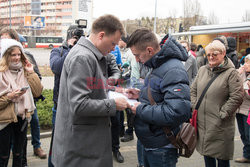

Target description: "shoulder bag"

left=147, top=73, right=220, bottom=158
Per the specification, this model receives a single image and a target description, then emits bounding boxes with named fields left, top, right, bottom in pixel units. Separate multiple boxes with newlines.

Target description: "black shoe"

left=22, top=157, right=28, bottom=167
left=121, top=134, right=134, bottom=142
left=113, top=151, right=124, bottom=163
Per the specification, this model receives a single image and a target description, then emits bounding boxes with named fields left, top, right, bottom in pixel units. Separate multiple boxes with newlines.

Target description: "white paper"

left=108, top=91, right=138, bottom=106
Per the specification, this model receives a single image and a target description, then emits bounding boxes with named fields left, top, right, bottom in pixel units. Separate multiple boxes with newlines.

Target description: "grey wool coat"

left=191, top=57, right=244, bottom=160
left=52, top=37, right=117, bottom=167
left=185, top=52, right=198, bottom=85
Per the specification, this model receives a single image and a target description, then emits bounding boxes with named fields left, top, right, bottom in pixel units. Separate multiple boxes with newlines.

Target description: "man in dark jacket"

left=227, top=36, right=239, bottom=68
left=48, top=25, right=83, bottom=167
left=126, top=28, right=191, bottom=167
left=106, top=53, right=124, bottom=163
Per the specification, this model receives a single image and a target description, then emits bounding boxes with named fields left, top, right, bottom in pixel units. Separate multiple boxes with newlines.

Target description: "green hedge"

left=36, top=89, right=53, bottom=129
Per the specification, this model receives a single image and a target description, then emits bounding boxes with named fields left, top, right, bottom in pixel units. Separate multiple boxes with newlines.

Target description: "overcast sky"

left=92, top=0, right=250, bottom=24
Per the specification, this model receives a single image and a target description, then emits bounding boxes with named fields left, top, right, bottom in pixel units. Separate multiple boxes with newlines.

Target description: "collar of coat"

left=77, top=37, right=105, bottom=61
left=206, top=57, right=235, bottom=74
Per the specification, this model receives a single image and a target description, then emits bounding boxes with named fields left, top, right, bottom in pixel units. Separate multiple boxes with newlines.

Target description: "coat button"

left=106, top=101, right=111, bottom=108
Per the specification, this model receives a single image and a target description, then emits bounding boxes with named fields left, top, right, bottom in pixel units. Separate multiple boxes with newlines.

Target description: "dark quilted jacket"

left=135, top=35, right=191, bottom=148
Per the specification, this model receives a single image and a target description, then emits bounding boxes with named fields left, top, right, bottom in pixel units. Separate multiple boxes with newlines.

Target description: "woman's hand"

left=24, top=60, right=34, bottom=73
left=7, top=89, right=27, bottom=100
left=247, top=80, right=250, bottom=89
left=238, top=66, right=245, bottom=75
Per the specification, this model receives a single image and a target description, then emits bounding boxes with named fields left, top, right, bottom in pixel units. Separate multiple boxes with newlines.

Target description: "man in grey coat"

left=180, top=40, right=198, bottom=85
left=52, top=14, right=130, bottom=167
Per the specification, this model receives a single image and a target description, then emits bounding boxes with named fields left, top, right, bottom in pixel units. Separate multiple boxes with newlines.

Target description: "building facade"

left=0, top=0, right=93, bottom=38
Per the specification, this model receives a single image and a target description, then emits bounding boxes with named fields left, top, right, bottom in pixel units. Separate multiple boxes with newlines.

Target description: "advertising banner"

left=24, top=16, right=45, bottom=29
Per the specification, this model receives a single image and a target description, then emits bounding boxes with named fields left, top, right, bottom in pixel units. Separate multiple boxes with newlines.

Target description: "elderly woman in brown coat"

left=191, top=40, right=244, bottom=167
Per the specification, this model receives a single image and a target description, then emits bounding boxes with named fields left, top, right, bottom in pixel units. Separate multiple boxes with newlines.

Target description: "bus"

left=23, top=35, right=64, bottom=48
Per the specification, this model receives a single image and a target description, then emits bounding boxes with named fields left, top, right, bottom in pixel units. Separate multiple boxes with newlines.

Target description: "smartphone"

left=20, top=86, right=29, bottom=91
left=247, top=78, right=250, bottom=81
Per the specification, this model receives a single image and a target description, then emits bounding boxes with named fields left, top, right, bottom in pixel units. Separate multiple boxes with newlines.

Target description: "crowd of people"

left=0, top=14, right=250, bottom=167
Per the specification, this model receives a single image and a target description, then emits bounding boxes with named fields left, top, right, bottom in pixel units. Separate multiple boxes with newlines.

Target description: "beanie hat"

left=246, top=48, right=250, bottom=55
left=213, top=36, right=229, bottom=50
left=227, top=37, right=236, bottom=51
left=66, top=25, right=84, bottom=41
left=0, top=38, right=24, bottom=58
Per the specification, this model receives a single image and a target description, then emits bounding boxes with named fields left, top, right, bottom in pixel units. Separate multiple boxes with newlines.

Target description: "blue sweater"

left=135, top=35, right=191, bottom=148
left=110, top=45, right=123, bottom=66
left=50, top=42, right=71, bottom=104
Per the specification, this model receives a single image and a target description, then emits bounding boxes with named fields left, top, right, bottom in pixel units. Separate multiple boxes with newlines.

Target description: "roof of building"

left=172, top=21, right=250, bottom=36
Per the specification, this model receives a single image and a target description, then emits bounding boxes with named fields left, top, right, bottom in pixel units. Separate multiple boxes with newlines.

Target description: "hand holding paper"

left=108, top=91, right=138, bottom=107
left=125, top=88, right=140, bottom=99
left=114, top=97, right=130, bottom=111
left=131, top=102, right=141, bottom=114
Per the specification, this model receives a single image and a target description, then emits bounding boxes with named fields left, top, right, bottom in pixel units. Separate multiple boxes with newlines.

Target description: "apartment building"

left=0, top=0, right=93, bottom=37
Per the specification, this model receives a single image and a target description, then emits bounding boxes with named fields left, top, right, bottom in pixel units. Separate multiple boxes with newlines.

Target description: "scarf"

left=0, top=62, right=36, bottom=119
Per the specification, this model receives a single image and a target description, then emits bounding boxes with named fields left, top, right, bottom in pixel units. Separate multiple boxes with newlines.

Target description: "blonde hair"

left=205, top=40, right=226, bottom=54
left=0, top=46, right=27, bottom=72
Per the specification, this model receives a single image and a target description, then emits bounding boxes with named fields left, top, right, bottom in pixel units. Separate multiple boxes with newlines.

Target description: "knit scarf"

left=0, top=62, right=35, bottom=119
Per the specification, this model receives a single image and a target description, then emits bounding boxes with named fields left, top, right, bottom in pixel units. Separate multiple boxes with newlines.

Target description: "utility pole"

left=9, top=0, right=11, bottom=28
left=153, top=0, right=157, bottom=33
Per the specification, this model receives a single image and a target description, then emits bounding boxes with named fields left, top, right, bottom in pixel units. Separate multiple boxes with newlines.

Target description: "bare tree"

left=183, top=0, right=206, bottom=31
left=208, top=11, right=219, bottom=25
left=242, top=10, right=250, bottom=22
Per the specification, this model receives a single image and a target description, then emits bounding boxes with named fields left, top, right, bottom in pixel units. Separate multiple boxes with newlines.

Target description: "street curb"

left=27, top=131, right=52, bottom=140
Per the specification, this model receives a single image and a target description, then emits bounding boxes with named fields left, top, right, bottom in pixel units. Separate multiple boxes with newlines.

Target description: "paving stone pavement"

left=6, top=131, right=250, bottom=167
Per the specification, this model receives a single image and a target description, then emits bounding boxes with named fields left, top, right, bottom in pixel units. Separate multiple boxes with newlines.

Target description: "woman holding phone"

left=0, top=38, right=42, bottom=167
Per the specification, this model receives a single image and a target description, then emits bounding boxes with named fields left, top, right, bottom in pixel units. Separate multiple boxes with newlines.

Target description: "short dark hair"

left=127, top=28, right=159, bottom=51
left=91, top=14, right=124, bottom=36
left=0, top=27, right=19, bottom=41
left=190, top=42, right=197, bottom=51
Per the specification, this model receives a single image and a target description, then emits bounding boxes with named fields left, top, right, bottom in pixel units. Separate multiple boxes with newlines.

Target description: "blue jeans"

left=236, top=113, right=250, bottom=159
left=144, top=148, right=178, bottom=167
left=137, top=139, right=144, bottom=166
left=30, top=108, right=41, bottom=149
left=204, top=156, right=229, bottom=167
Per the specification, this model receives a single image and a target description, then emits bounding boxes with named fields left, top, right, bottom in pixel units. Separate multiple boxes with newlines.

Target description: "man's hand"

left=125, top=88, right=140, bottom=99
left=67, top=38, right=77, bottom=46
left=114, top=97, right=130, bottom=111
left=131, top=102, right=141, bottom=114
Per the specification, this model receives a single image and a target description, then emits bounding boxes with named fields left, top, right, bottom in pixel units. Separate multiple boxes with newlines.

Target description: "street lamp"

left=154, top=0, right=157, bottom=33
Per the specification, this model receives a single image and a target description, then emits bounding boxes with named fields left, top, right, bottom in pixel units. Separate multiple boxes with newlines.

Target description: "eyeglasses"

left=207, top=51, right=221, bottom=57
